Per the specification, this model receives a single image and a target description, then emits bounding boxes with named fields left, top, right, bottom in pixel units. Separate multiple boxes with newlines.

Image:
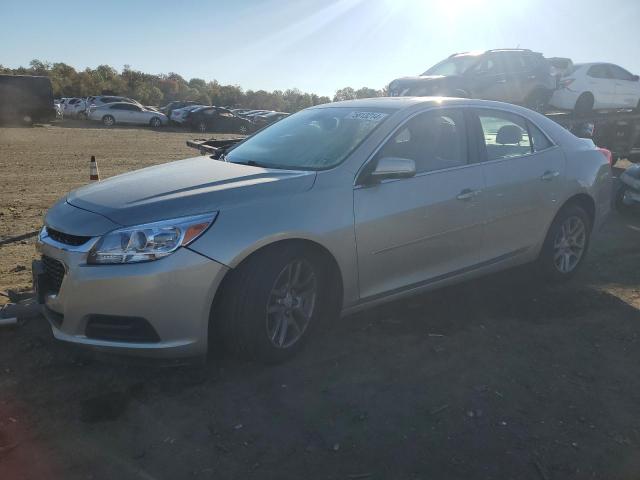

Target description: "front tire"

left=537, top=204, right=591, bottom=281
left=196, top=120, right=207, bottom=133
left=150, top=117, right=162, bottom=128
left=216, top=245, right=330, bottom=363
left=102, top=115, right=115, bottom=127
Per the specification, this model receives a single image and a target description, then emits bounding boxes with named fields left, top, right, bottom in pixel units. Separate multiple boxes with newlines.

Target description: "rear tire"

left=537, top=204, right=591, bottom=282
left=525, top=89, right=549, bottom=113
left=102, top=115, right=115, bottom=127
left=574, top=93, right=594, bottom=116
left=215, top=245, right=330, bottom=364
left=196, top=120, right=207, bottom=133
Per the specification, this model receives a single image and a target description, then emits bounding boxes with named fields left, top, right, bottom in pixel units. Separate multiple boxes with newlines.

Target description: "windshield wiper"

left=235, top=160, right=270, bottom=168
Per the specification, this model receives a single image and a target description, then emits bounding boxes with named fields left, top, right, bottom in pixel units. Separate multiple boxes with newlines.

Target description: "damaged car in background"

left=388, top=49, right=558, bottom=111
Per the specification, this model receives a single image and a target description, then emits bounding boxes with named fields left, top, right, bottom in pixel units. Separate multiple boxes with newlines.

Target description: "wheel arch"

left=575, top=91, right=595, bottom=109
left=562, top=193, right=596, bottom=229
left=209, top=237, right=345, bottom=335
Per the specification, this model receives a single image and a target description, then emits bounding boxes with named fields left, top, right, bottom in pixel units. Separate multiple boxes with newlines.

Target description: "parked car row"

left=389, top=48, right=640, bottom=115
left=53, top=95, right=289, bottom=132
left=161, top=103, right=290, bottom=133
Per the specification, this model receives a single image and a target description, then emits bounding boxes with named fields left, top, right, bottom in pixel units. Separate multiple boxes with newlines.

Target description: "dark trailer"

left=546, top=110, right=640, bottom=164
left=0, top=74, right=55, bottom=124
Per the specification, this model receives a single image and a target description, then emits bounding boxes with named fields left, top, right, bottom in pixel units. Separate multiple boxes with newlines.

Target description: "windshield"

left=226, top=107, right=394, bottom=170
left=423, top=54, right=481, bottom=76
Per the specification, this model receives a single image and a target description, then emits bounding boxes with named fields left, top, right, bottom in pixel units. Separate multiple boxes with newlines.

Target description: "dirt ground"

left=1, top=123, right=640, bottom=480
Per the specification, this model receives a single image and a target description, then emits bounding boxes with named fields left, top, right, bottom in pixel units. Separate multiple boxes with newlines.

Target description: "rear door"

left=472, top=108, right=565, bottom=259
left=353, top=108, right=487, bottom=300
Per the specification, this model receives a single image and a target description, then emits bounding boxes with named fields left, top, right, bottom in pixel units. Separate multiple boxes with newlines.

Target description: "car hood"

left=66, top=156, right=316, bottom=227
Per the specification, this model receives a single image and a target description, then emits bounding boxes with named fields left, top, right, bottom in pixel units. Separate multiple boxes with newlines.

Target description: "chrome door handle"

left=496, top=79, right=507, bottom=84
left=456, top=189, right=479, bottom=200
left=540, top=170, right=560, bottom=181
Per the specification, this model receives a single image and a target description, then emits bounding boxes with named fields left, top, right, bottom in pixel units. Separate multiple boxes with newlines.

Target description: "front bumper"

left=35, top=230, right=228, bottom=358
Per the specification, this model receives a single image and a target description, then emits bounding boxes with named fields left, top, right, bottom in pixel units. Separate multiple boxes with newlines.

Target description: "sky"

left=1, top=0, right=639, bottom=97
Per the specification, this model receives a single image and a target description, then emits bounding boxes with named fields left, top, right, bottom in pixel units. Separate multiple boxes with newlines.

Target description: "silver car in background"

left=88, top=102, right=168, bottom=127
left=34, top=97, right=612, bottom=363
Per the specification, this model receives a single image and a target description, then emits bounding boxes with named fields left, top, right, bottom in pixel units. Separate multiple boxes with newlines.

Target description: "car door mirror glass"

left=369, top=157, right=416, bottom=182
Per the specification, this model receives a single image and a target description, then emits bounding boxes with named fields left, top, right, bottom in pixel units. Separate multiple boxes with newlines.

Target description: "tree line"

left=0, top=60, right=387, bottom=112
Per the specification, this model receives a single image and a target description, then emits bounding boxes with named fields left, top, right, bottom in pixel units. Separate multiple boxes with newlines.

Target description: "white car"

left=88, top=102, right=168, bottom=127
left=550, top=63, right=640, bottom=113
left=170, top=104, right=204, bottom=124
left=62, top=98, right=83, bottom=118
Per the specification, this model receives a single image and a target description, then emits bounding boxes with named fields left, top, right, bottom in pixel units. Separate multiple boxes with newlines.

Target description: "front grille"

left=42, top=255, right=65, bottom=293
left=46, top=227, right=91, bottom=246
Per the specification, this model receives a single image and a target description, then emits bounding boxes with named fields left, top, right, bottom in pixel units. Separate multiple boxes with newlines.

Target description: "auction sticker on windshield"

left=345, top=111, right=388, bottom=122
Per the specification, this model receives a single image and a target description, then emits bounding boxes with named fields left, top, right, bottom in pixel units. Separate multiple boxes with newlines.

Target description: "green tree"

left=333, top=87, right=357, bottom=102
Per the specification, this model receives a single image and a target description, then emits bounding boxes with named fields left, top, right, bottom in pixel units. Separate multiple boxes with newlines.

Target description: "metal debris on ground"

left=429, top=404, right=450, bottom=415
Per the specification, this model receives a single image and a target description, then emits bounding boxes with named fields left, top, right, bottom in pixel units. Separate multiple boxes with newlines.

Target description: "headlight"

left=87, top=212, right=217, bottom=265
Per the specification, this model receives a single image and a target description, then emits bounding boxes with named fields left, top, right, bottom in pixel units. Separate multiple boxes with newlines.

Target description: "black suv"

left=389, top=49, right=556, bottom=111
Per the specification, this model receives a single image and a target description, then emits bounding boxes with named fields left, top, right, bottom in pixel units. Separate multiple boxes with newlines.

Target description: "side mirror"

left=368, top=157, right=416, bottom=183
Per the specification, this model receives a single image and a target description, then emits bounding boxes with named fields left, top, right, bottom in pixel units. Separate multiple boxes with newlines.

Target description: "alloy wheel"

left=266, top=259, right=317, bottom=349
left=553, top=215, right=586, bottom=274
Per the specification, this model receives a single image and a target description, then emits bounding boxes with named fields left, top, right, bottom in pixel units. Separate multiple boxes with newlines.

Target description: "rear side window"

left=587, top=64, right=611, bottom=79
left=377, top=109, right=468, bottom=173
left=608, top=64, right=634, bottom=81
left=477, top=110, right=532, bottom=160
left=528, top=122, right=552, bottom=152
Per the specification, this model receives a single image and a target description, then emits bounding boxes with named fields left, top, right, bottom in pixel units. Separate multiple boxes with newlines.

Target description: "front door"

left=354, top=108, right=486, bottom=300
left=608, top=64, right=640, bottom=108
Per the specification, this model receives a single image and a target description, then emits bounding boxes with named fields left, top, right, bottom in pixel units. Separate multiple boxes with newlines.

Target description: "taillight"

left=560, top=78, right=575, bottom=88
left=597, top=147, right=613, bottom=166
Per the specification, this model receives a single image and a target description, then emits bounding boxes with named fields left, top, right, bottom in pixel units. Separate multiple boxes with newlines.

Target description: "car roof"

left=312, top=96, right=559, bottom=113
left=311, top=97, right=454, bottom=110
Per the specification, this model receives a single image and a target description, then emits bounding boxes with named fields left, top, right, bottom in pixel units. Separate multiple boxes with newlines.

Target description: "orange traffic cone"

left=89, top=155, right=100, bottom=181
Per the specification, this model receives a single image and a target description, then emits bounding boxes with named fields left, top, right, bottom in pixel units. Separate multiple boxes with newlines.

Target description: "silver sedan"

left=88, top=102, right=168, bottom=127
left=35, top=97, right=612, bottom=363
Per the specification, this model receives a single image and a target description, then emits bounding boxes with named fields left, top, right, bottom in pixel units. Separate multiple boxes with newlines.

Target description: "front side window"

left=477, top=110, right=532, bottom=160
left=608, top=64, right=634, bottom=81
left=376, top=109, right=468, bottom=173
left=529, top=122, right=552, bottom=152
left=226, top=107, right=394, bottom=170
